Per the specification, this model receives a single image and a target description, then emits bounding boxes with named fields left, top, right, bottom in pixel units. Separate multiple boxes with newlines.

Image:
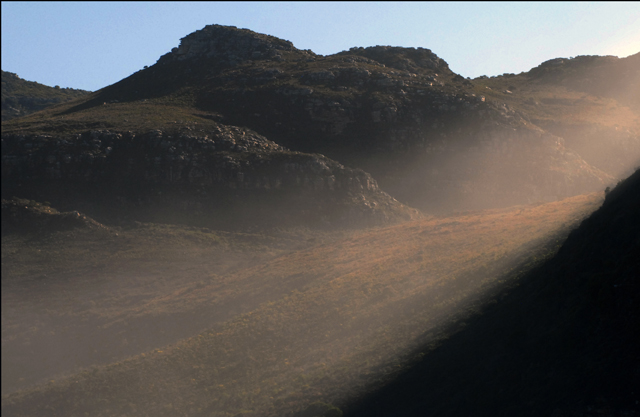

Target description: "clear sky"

left=2, top=1, right=639, bottom=91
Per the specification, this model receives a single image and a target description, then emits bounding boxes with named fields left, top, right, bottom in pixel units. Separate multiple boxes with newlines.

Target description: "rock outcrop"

left=1, top=197, right=107, bottom=234
left=157, top=24, right=311, bottom=65
left=1, top=127, right=417, bottom=229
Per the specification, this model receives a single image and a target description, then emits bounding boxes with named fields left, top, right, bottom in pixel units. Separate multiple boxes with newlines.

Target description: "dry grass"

left=1, top=193, right=603, bottom=416
left=1, top=95, right=225, bottom=137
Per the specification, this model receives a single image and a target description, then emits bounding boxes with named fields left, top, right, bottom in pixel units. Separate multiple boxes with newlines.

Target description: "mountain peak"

left=158, top=24, right=309, bottom=65
left=336, top=45, right=450, bottom=73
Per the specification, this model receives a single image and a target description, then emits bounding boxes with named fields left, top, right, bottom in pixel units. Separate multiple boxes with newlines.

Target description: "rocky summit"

left=2, top=24, right=639, bottom=227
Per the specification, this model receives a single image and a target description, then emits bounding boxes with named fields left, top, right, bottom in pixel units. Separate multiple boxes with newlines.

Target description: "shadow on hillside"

left=55, top=63, right=187, bottom=116
left=341, top=170, right=640, bottom=417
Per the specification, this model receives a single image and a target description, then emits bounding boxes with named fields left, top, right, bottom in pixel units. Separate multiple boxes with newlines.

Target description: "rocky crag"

left=1, top=197, right=108, bottom=234
left=1, top=125, right=417, bottom=229
left=3, top=24, right=638, bottom=226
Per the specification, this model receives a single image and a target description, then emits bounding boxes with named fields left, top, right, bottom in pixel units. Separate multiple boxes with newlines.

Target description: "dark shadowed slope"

left=345, top=168, right=640, bottom=416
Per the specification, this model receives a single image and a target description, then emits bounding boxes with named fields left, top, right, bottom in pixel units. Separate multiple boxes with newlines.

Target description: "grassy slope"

left=0, top=93, right=222, bottom=138
left=346, top=169, right=640, bottom=417
left=2, top=192, right=602, bottom=416
left=1, top=219, right=344, bottom=395
left=1, top=71, right=90, bottom=121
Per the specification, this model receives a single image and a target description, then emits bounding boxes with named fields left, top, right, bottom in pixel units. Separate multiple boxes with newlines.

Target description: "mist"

left=1, top=192, right=603, bottom=416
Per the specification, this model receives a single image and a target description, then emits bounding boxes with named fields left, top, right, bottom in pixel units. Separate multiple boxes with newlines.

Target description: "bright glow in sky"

left=2, top=1, right=639, bottom=91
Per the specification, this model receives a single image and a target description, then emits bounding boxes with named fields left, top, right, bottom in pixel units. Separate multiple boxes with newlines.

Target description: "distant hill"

left=528, top=53, right=640, bottom=110
left=2, top=25, right=638, bottom=228
left=1, top=71, right=90, bottom=121
left=346, top=168, right=640, bottom=416
left=474, top=53, right=640, bottom=179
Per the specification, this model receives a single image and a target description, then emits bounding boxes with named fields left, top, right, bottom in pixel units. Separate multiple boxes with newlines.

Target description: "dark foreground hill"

left=1, top=71, right=90, bottom=121
left=345, top=168, right=640, bottom=417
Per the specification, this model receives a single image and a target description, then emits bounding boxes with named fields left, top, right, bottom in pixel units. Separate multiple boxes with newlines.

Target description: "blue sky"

left=2, top=2, right=639, bottom=91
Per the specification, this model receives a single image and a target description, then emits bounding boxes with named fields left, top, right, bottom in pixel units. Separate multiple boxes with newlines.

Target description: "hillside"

left=346, top=169, right=640, bottom=416
left=1, top=192, right=603, bottom=415
left=2, top=23, right=638, bottom=417
left=474, top=53, right=640, bottom=179
left=1, top=71, right=90, bottom=121
left=3, top=25, right=636, bottom=225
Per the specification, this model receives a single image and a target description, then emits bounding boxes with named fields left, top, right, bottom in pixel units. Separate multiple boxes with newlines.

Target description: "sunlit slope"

left=347, top=168, right=640, bottom=417
left=2, top=193, right=603, bottom=417
left=473, top=53, right=640, bottom=179
left=2, top=218, right=343, bottom=395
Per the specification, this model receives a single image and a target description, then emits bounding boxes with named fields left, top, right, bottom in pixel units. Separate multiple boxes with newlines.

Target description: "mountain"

left=1, top=71, right=90, bottom=121
left=2, top=25, right=638, bottom=227
left=82, top=25, right=636, bottom=210
left=345, top=168, right=640, bottom=416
